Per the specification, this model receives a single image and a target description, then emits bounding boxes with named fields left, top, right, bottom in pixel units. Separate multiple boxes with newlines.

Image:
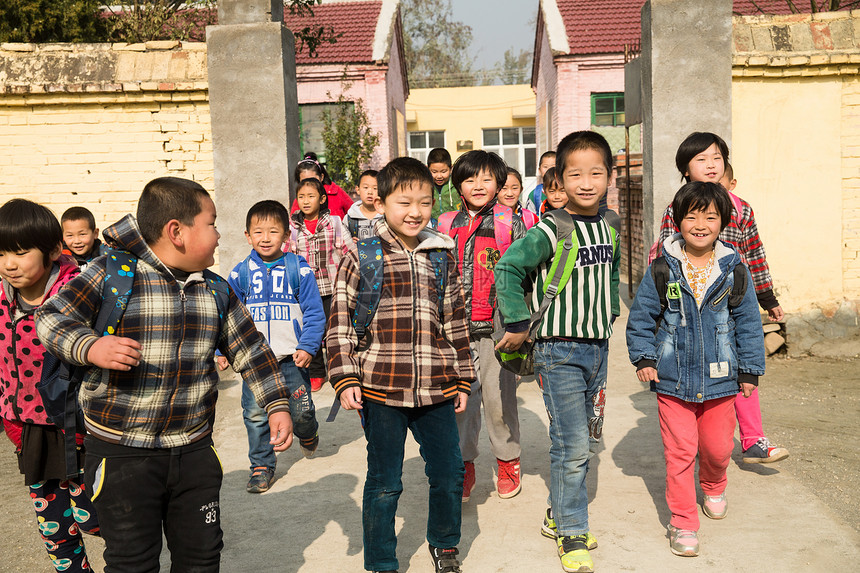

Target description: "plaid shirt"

left=326, top=220, right=475, bottom=407
left=34, top=215, right=290, bottom=449
left=289, top=212, right=349, bottom=297
left=657, top=194, right=778, bottom=309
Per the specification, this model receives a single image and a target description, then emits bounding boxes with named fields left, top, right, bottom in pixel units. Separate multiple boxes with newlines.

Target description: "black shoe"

left=429, top=545, right=462, bottom=573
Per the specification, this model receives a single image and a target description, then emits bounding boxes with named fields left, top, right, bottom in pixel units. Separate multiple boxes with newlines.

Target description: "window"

left=299, top=102, right=354, bottom=162
left=407, top=130, right=446, bottom=163
left=591, top=93, right=624, bottom=127
left=482, top=127, right=537, bottom=177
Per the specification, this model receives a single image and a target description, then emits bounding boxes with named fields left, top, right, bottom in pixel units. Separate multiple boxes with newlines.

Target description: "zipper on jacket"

left=161, top=284, right=188, bottom=436
left=408, top=250, right=421, bottom=406
left=9, top=312, right=26, bottom=422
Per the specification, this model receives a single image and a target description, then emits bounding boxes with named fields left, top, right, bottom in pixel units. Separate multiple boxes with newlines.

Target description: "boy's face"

left=375, top=181, right=433, bottom=250
left=685, top=143, right=725, bottom=184
left=559, top=148, right=611, bottom=216
left=245, top=215, right=287, bottom=262
left=538, top=155, right=556, bottom=178
left=358, top=175, right=378, bottom=209
left=545, top=182, right=569, bottom=210
left=178, top=196, right=220, bottom=271
left=62, top=219, right=98, bottom=256
left=428, top=162, right=451, bottom=187
left=296, top=185, right=323, bottom=219
left=679, top=201, right=722, bottom=257
left=497, top=173, right=522, bottom=208
left=0, top=244, right=60, bottom=294
left=458, top=168, right=498, bottom=211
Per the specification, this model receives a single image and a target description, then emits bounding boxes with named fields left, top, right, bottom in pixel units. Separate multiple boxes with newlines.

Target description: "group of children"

left=0, top=129, right=785, bottom=573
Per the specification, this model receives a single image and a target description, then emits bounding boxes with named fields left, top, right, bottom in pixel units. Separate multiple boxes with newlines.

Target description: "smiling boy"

left=495, top=131, right=620, bottom=573
left=326, top=157, right=475, bottom=573
left=61, top=206, right=109, bottom=271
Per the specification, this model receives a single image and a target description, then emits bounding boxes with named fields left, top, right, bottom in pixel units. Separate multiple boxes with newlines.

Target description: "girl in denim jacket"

left=626, top=181, right=765, bottom=558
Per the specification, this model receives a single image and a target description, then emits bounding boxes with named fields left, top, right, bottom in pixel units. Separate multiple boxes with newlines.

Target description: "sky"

left=450, top=0, right=538, bottom=70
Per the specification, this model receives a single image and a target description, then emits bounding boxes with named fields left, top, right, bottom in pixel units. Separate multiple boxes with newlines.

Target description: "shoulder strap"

left=437, top=211, right=457, bottom=235
left=347, top=215, right=359, bottom=237
left=542, top=210, right=580, bottom=296
left=492, top=203, right=514, bottom=255
left=728, top=262, right=748, bottom=308
left=202, top=269, right=231, bottom=325
left=651, top=256, right=670, bottom=319
left=284, top=252, right=301, bottom=297
left=728, top=192, right=744, bottom=221
left=236, top=254, right=253, bottom=302
left=100, top=250, right=138, bottom=335
left=352, top=237, right=385, bottom=339
left=427, top=249, right=448, bottom=319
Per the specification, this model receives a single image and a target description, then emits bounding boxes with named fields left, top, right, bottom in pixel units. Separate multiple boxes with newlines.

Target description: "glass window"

left=299, top=102, right=353, bottom=159
left=591, top=93, right=625, bottom=127
left=483, top=128, right=500, bottom=146
left=407, top=130, right=446, bottom=164
left=481, top=127, right=538, bottom=177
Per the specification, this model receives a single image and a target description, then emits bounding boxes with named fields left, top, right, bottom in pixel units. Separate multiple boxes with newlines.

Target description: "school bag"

left=232, top=251, right=302, bottom=302
left=436, top=203, right=515, bottom=255
left=650, top=255, right=747, bottom=329
left=36, top=250, right=231, bottom=479
left=493, top=210, right=618, bottom=376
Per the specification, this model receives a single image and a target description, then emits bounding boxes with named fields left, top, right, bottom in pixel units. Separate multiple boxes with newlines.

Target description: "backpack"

left=437, top=203, right=516, bottom=256
left=233, top=251, right=302, bottom=303
left=36, top=250, right=231, bottom=479
left=650, top=255, right=747, bottom=329
left=493, top=210, right=618, bottom=375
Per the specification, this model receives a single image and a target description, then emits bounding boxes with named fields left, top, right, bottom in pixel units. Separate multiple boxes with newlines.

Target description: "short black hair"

left=506, top=166, right=522, bottom=187
left=246, top=200, right=289, bottom=231
left=542, top=167, right=557, bottom=191
left=137, top=177, right=210, bottom=245
left=724, top=161, right=734, bottom=181
left=427, top=148, right=452, bottom=167
left=359, top=169, right=379, bottom=183
left=61, top=206, right=97, bottom=230
left=672, top=181, right=733, bottom=232
left=0, top=199, right=62, bottom=267
left=294, top=157, right=324, bottom=184
left=377, top=156, right=434, bottom=202
left=539, top=150, right=557, bottom=164
left=451, top=150, right=507, bottom=191
left=675, top=132, right=730, bottom=183
left=296, top=178, right=329, bottom=215
left=555, top=131, right=613, bottom=179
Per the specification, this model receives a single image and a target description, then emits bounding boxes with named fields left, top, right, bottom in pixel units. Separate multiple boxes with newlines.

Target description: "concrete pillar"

left=206, top=0, right=300, bottom=272
left=639, top=0, right=732, bottom=266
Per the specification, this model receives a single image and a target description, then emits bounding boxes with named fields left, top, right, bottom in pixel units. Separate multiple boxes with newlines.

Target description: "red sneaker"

left=462, top=461, right=475, bottom=502
left=310, top=377, right=324, bottom=392
left=496, top=457, right=521, bottom=499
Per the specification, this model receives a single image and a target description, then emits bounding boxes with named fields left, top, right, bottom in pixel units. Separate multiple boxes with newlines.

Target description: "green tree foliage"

left=321, top=89, right=380, bottom=191
left=401, top=0, right=475, bottom=88
left=288, top=0, right=341, bottom=57
left=494, top=48, right=532, bottom=85
left=0, top=0, right=108, bottom=43
left=106, top=1, right=216, bottom=43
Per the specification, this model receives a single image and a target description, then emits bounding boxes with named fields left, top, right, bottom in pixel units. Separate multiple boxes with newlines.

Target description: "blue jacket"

left=228, top=250, right=325, bottom=361
left=626, top=236, right=765, bottom=403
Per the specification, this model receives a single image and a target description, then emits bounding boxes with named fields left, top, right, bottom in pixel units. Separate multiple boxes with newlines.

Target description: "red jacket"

left=290, top=182, right=354, bottom=219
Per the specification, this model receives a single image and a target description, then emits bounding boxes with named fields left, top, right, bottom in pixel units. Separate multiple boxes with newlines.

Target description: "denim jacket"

left=626, top=235, right=765, bottom=403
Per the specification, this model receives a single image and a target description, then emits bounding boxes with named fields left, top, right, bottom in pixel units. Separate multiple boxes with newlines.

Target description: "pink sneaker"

left=462, top=461, right=475, bottom=502
left=496, top=457, right=522, bottom=499
left=702, top=491, right=727, bottom=519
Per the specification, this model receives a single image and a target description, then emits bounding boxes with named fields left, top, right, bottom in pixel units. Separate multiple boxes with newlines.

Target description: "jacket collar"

left=662, top=233, right=740, bottom=273
left=376, top=218, right=455, bottom=253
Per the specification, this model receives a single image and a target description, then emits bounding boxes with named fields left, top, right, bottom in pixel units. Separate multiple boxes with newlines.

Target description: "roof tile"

left=282, top=1, right=383, bottom=65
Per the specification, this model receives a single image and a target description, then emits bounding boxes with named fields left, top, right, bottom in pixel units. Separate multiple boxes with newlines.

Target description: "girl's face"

left=298, top=168, right=323, bottom=183
left=0, top=245, right=60, bottom=301
left=685, top=143, right=725, bottom=183
left=679, top=201, right=722, bottom=258
left=498, top=174, right=522, bottom=208
left=296, top=185, right=323, bottom=219
left=545, top=181, right=569, bottom=210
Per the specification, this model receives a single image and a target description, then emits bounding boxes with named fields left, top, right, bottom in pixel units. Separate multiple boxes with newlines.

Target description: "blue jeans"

left=361, top=400, right=463, bottom=572
left=534, top=338, right=608, bottom=536
left=242, top=358, right=318, bottom=470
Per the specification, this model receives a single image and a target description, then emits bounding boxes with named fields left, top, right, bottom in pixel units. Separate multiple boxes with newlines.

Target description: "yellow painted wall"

left=731, top=78, right=846, bottom=310
left=405, top=84, right=536, bottom=161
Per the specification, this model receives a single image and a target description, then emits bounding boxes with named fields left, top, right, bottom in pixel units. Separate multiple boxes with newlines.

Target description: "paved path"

left=4, top=305, right=859, bottom=572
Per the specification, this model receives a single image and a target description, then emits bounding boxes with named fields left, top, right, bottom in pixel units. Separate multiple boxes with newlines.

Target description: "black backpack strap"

left=651, top=256, right=670, bottom=322
left=728, top=262, right=748, bottom=309
left=352, top=237, right=385, bottom=340
left=202, top=269, right=231, bottom=326
left=427, top=249, right=447, bottom=319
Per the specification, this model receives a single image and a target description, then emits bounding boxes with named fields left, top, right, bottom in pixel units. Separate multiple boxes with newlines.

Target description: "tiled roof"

left=283, top=1, right=383, bottom=65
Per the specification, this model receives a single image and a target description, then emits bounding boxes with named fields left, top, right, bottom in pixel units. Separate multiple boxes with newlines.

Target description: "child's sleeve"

left=325, top=248, right=363, bottom=398
left=625, top=265, right=662, bottom=369
left=342, top=216, right=353, bottom=240
left=737, top=204, right=779, bottom=309
left=34, top=261, right=108, bottom=366
left=730, top=265, right=766, bottom=385
left=219, top=290, right=290, bottom=414
left=494, top=223, right=554, bottom=332
left=295, top=256, right=325, bottom=357
left=443, top=251, right=476, bottom=394
left=657, top=205, right=676, bottom=245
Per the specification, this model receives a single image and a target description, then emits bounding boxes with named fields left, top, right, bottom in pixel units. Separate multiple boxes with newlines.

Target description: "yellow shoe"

left=556, top=535, right=594, bottom=572
left=541, top=509, right=598, bottom=550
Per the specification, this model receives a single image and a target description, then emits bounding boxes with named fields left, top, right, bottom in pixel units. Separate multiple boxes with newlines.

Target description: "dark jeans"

left=309, top=295, right=332, bottom=379
left=361, top=400, right=463, bottom=572
left=242, top=357, right=318, bottom=470
left=84, top=436, right=223, bottom=573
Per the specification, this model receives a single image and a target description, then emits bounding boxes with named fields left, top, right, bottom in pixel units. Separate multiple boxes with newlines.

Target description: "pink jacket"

left=0, top=256, right=79, bottom=429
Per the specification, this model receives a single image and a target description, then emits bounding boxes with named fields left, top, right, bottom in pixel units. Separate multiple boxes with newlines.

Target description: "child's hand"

left=636, top=367, right=659, bottom=384
left=767, top=305, right=785, bottom=322
left=87, top=336, right=142, bottom=370
left=294, top=350, right=312, bottom=368
left=269, top=411, right=294, bottom=452
left=454, top=392, right=468, bottom=413
left=340, top=387, right=363, bottom=410
left=352, top=237, right=359, bottom=244
left=739, top=382, right=755, bottom=398
left=494, top=331, right=530, bottom=354
left=215, top=355, right=230, bottom=371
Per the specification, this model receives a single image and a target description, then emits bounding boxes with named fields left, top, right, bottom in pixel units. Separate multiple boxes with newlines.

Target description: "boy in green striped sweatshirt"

left=495, top=131, right=620, bottom=573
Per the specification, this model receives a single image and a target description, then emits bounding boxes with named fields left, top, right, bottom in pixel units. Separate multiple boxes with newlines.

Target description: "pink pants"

left=658, top=393, right=736, bottom=530
left=735, top=387, right=764, bottom=450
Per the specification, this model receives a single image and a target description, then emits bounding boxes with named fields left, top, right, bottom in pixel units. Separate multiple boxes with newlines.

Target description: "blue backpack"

left=37, top=250, right=231, bottom=479
left=232, top=252, right=302, bottom=303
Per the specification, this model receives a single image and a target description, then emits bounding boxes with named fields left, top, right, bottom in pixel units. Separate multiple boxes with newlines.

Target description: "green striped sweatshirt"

left=495, top=212, right=620, bottom=340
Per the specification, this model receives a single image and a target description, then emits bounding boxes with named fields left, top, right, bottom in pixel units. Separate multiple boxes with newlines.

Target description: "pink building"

left=284, top=0, right=408, bottom=168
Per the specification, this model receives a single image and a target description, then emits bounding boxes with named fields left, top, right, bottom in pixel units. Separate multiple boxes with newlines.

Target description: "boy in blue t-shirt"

left=218, top=200, right=326, bottom=493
